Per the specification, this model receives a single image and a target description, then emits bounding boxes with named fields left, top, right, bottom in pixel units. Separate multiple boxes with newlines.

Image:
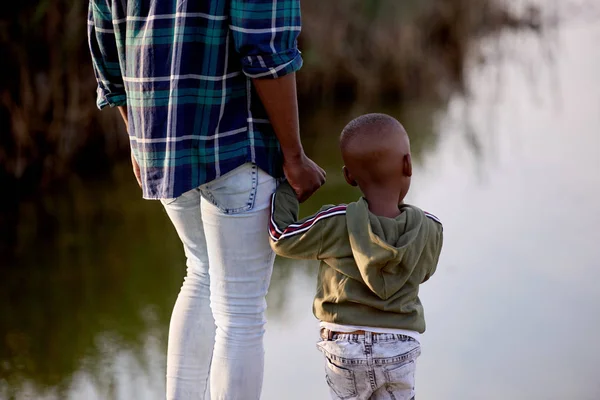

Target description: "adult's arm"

left=117, top=106, right=142, bottom=188
left=230, top=0, right=325, bottom=202
left=88, top=1, right=141, bottom=187
left=253, top=74, right=325, bottom=202
left=87, top=0, right=126, bottom=110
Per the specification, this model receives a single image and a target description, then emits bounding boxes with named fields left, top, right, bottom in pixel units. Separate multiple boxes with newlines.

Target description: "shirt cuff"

left=96, top=85, right=127, bottom=110
left=241, top=48, right=303, bottom=79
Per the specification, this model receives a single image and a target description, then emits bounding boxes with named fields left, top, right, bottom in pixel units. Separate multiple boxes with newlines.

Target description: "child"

left=269, top=113, right=443, bottom=400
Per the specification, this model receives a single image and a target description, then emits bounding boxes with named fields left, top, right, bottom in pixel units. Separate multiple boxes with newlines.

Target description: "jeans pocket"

left=201, top=163, right=257, bottom=214
left=160, top=187, right=201, bottom=208
left=384, top=359, right=416, bottom=390
left=160, top=197, right=178, bottom=206
left=323, top=356, right=357, bottom=399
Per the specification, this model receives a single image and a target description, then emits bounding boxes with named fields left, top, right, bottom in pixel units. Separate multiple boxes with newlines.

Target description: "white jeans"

left=160, top=163, right=277, bottom=400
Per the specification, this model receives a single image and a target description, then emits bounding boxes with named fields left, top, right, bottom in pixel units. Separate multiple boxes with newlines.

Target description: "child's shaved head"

left=340, top=113, right=412, bottom=217
left=340, top=113, right=408, bottom=151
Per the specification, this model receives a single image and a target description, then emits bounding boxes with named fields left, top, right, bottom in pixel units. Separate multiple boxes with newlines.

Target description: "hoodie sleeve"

left=269, top=181, right=347, bottom=260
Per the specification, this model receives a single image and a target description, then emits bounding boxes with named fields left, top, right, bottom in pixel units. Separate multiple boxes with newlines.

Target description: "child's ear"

left=403, top=154, right=413, bottom=177
left=343, top=166, right=358, bottom=186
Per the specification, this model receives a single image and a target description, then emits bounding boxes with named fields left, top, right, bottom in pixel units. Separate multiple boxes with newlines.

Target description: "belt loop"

left=365, top=331, right=373, bottom=346
left=320, top=328, right=332, bottom=341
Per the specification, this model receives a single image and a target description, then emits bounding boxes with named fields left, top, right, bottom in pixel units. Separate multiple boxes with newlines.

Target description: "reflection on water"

left=0, top=173, right=180, bottom=399
left=2, top=17, right=600, bottom=400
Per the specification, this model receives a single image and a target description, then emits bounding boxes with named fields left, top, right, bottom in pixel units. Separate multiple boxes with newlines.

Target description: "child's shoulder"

left=423, top=210, right=442, bottom=226
left=403, top=204, right=443, bottom=228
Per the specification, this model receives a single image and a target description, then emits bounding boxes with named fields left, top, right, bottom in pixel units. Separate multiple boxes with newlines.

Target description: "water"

left=2, top=17, right=600, bottom=400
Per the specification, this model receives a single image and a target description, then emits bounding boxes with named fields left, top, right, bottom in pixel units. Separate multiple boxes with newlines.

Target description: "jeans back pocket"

left=324, top=356, right=357, bottom=399
left=384, top=359, right=416, bottom=395
left=201, top=163, right=257, bottom=214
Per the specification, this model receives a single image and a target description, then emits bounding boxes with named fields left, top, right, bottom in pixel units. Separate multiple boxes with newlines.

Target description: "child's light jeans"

left=160, top=163, right=276, bottom=400
left=317, top=330, right=421, bottom=400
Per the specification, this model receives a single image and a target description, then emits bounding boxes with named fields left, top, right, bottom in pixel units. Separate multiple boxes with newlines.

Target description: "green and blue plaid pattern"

left=88, top=0, right=303, bottom=199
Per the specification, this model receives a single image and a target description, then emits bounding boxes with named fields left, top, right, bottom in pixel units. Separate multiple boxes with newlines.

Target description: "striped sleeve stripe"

left=424, top=211, right=442, bottom=225
left=269, top=195, right=347, bottom=242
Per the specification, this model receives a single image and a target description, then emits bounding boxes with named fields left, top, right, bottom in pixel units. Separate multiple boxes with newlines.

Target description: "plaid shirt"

left=88, top=0, right=302, bottom=199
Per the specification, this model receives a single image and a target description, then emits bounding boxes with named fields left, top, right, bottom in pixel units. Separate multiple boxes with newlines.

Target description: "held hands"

left=283, top=152, right=326, bottom=203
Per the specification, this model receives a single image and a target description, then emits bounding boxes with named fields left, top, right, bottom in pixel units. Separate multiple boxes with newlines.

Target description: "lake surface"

left=2, top=15, right=599, bottom=400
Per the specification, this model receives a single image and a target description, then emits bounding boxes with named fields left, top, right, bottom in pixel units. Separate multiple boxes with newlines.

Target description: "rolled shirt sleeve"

left=87, top=0, right=126, bottom=109
left=230, top=0, right=303, bottom=79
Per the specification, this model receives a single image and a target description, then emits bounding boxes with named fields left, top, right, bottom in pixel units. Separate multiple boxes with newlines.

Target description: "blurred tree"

left=0, top=0, right=540, bottom=193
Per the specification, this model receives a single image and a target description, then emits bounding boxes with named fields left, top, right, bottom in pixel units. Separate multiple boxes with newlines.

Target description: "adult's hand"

left=117, top=105, right=142, bottom=189
left=251, top=74, right=325, bottom=201
left=131, top=151, right=142, bottom=188
left=284, top=153, right=326, bottom=203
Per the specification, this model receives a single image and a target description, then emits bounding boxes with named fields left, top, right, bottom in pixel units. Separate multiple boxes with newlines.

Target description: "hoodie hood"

left=346, top=198, right=432, bottom=300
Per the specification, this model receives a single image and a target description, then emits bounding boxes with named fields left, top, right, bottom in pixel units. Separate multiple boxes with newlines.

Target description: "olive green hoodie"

left=269, top=182, right=443, bottom=333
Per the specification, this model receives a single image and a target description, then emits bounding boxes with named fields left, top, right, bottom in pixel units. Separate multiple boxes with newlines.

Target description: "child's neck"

left=364, top=190, right=402, bottom=219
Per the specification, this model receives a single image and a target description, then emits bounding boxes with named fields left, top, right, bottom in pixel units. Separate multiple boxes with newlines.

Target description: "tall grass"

left=0, top=1, right=122, bottom=192
left=0, top=0, right=541, bottom=193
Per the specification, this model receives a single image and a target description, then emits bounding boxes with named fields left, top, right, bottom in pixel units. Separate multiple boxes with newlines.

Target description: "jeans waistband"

left=320, top=328, right=416, bottom=343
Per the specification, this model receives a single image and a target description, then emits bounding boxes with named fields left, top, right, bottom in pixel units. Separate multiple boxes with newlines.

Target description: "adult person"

left=88, top=1, right=325, bottom=399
